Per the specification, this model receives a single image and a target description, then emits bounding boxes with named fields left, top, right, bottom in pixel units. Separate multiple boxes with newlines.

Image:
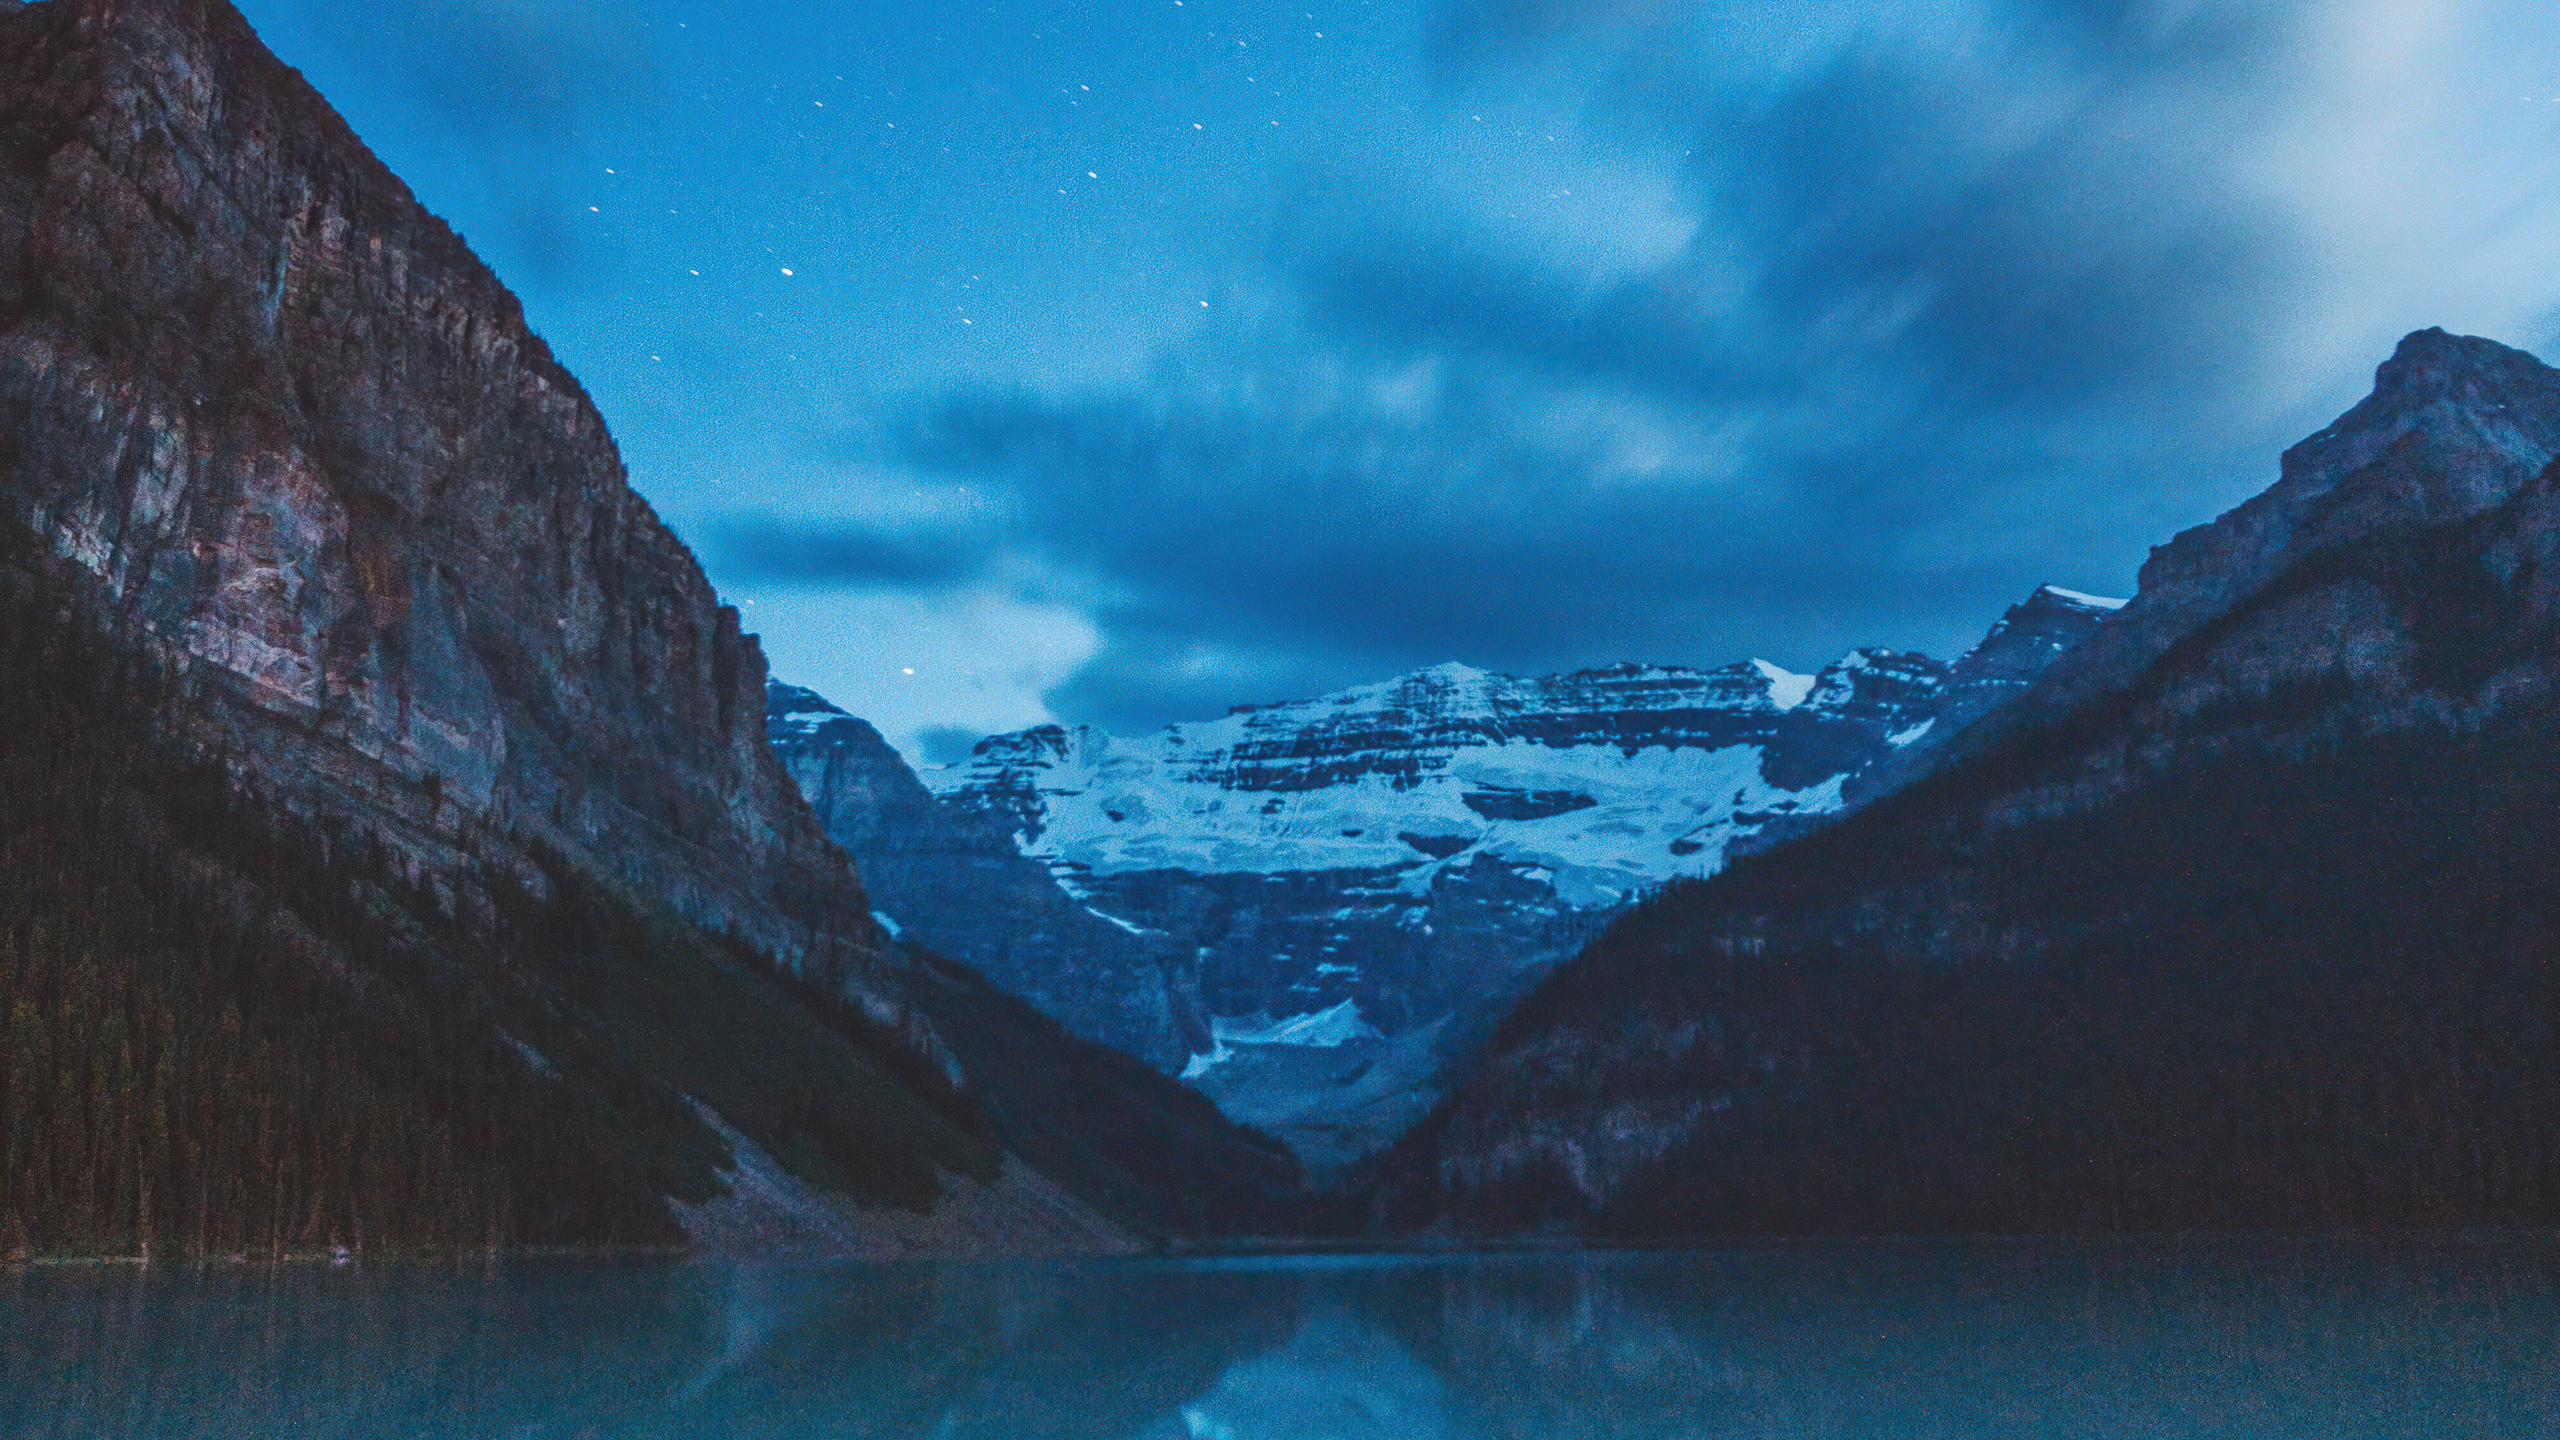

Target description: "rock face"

left=0, top=0, right=1291, bottom=1254
left=1938, top=584, right=2130, bottom=717
left=1377, top=331, right=2560, bottom=1238
left=768, top=683, right=1205, bottom=1073
left=1764, top=583, right=2126, bottom=829
left=824, top=597, right=2109, bottom=1175
left=1971, top=328, right=2560, bottom=752
left=0, top=0, right=859, bottom=971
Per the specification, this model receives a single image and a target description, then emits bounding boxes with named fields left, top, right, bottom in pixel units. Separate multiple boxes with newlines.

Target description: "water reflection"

left=5, top=1238, right=2556, bottom=1438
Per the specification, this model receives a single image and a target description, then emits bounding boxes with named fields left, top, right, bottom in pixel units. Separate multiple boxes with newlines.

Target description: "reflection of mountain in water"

left=7, top=1245, right=2557, bottom=1437
left=1138, top=1312, right=1455, bottom=1440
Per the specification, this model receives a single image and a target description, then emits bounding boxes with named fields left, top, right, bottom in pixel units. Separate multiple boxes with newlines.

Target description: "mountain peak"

left=2373, top=325, right=2539, bottom=396
left=2279, top=330, right=2560, bottom=501
left=1750, top=658, right=1815, bottom=710
left=766, top=679, right=849, bottom=718
left=1993, top=329, right=2560, bottom=729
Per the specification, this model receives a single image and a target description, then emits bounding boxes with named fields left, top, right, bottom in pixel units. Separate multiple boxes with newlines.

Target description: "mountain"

left=1957, top=326, right=2560, bottom=765
left=767, top=683, right=1207, bottom=1073
left=777, top=592, right=2111, bottom=1177
left=0, top=0, right=1289, bottom=1259
left=1732, top=582, right=2130, bottom=852
left=1372, top=329, right=2560, bottom=1237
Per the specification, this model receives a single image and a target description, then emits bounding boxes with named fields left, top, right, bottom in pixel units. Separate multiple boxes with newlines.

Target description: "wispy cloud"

left=722, top=0, right=2560, bottom=731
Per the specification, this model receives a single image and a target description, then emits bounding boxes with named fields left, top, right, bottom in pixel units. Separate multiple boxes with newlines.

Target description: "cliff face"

left=1976, top=329, right=2560, bottom=746
left=0, top=0, right=1293, bottom=1255
left=768, top=684, right=1204, bottom=1073
left=1782, top=584, right=2125, bottom=823
left=1376, top=333, right=2560, bottom=1238
left=0, top=0, right=865, bottom=974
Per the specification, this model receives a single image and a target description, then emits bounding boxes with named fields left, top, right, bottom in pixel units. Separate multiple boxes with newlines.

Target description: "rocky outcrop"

left=1762, top=583, right=2123, bottom=828
left=1375, top=332, right=2560, bottom=1238
left=768, top=683, right=1206, bottom=1072
left=1972, top=329, right=2560, bottom=748
left=0, top=0, right=1291, bottom=1252
left=1940, top=584, right=2128, bottom=718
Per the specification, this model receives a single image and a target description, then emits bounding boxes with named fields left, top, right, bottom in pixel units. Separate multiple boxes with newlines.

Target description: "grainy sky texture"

left=233, top=0, right=2560, bottom=760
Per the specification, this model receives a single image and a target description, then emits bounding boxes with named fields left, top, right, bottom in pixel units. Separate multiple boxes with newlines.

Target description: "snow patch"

left=1183, top=999, right=1384, bottom=1077
left=870, top=910, right=902, bottom=938
left=1216, top=999, right=1383, bottom=1048
left=1084, top=905, right=1153, bottom=937
left=1751, top=659, right=1815, bottom=710
left=933, top=660, right=1869, bottom=908
left=499, top=1030, right=555, bottom=1078
left=2041, top=584, right=2128, bottom=610
left=1887, top=718, right=1936, bottom=747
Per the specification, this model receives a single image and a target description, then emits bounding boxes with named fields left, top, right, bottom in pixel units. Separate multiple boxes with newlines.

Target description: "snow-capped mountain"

left=930, top=652, right=1947, bottom=917
left=767, top=684, right=1205, bottom=1073
left=883, top=588, right=2115, bottom=1173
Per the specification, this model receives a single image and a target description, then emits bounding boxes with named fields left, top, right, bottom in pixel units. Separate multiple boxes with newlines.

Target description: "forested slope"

left=0, top=529, right=1011, bottom=1256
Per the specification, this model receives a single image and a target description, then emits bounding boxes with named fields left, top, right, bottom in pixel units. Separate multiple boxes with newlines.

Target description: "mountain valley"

left=776, top=584, right=2121, bottom=1174
left=5, top=0, right=2558, bottom=1263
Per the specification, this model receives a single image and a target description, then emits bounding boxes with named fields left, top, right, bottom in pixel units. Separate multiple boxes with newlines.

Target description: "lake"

left=6, top=1236, right=2556, bottom=1438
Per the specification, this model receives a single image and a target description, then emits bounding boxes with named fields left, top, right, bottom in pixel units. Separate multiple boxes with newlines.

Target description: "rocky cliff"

left=1962, top=328, right=2560, bottom=756
left=0, top=0, right=1290, bottom=1257
left=1747, top=582, right=2128, bottom=833
left=0, top=0, right=861, bottom=972
left=768, top=683, right=1206, bottom=1073
left=1375, top=331, right=2560, bottom=1237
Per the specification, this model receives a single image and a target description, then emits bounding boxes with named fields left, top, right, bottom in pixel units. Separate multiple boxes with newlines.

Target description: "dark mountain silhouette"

left=1373, top=330, right=2560, bottom=1237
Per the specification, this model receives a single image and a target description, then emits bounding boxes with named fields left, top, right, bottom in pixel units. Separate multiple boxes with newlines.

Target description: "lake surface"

left=6, top=1236, right=2557, bottom=1438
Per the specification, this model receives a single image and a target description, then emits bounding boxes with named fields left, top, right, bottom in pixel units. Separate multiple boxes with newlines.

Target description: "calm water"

left=6, top=1237, right=2557, bottom=1438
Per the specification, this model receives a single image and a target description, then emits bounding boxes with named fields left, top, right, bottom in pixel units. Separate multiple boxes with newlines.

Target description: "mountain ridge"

left=1368, top=330, right=2560, bottom=1236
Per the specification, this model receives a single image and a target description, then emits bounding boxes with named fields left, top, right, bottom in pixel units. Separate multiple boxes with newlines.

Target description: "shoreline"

left=3, top=1244, right=691, bottom=1270
left=16, top=1225, right=2554, bottom=1272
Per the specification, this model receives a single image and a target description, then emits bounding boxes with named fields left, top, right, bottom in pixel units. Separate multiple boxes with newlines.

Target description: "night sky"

left=229, top=0, right=2560, bottom=762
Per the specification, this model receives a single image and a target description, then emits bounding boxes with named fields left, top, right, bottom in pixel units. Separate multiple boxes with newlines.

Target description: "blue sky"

left=231, top=0, right=2560, bottom=761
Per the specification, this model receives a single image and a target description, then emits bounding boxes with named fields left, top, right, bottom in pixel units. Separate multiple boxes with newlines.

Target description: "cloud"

left=717, top=516, right=998, bottom=590
left=1292, top=239, right=1774, bottom=408
left=1420, top=0, right=1688, bottom=70
left=727, top=0, right=2560, bottom=733
left=914, top=725, right=984, bottom=766
left=735, top=360, right=2057, bottom=731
